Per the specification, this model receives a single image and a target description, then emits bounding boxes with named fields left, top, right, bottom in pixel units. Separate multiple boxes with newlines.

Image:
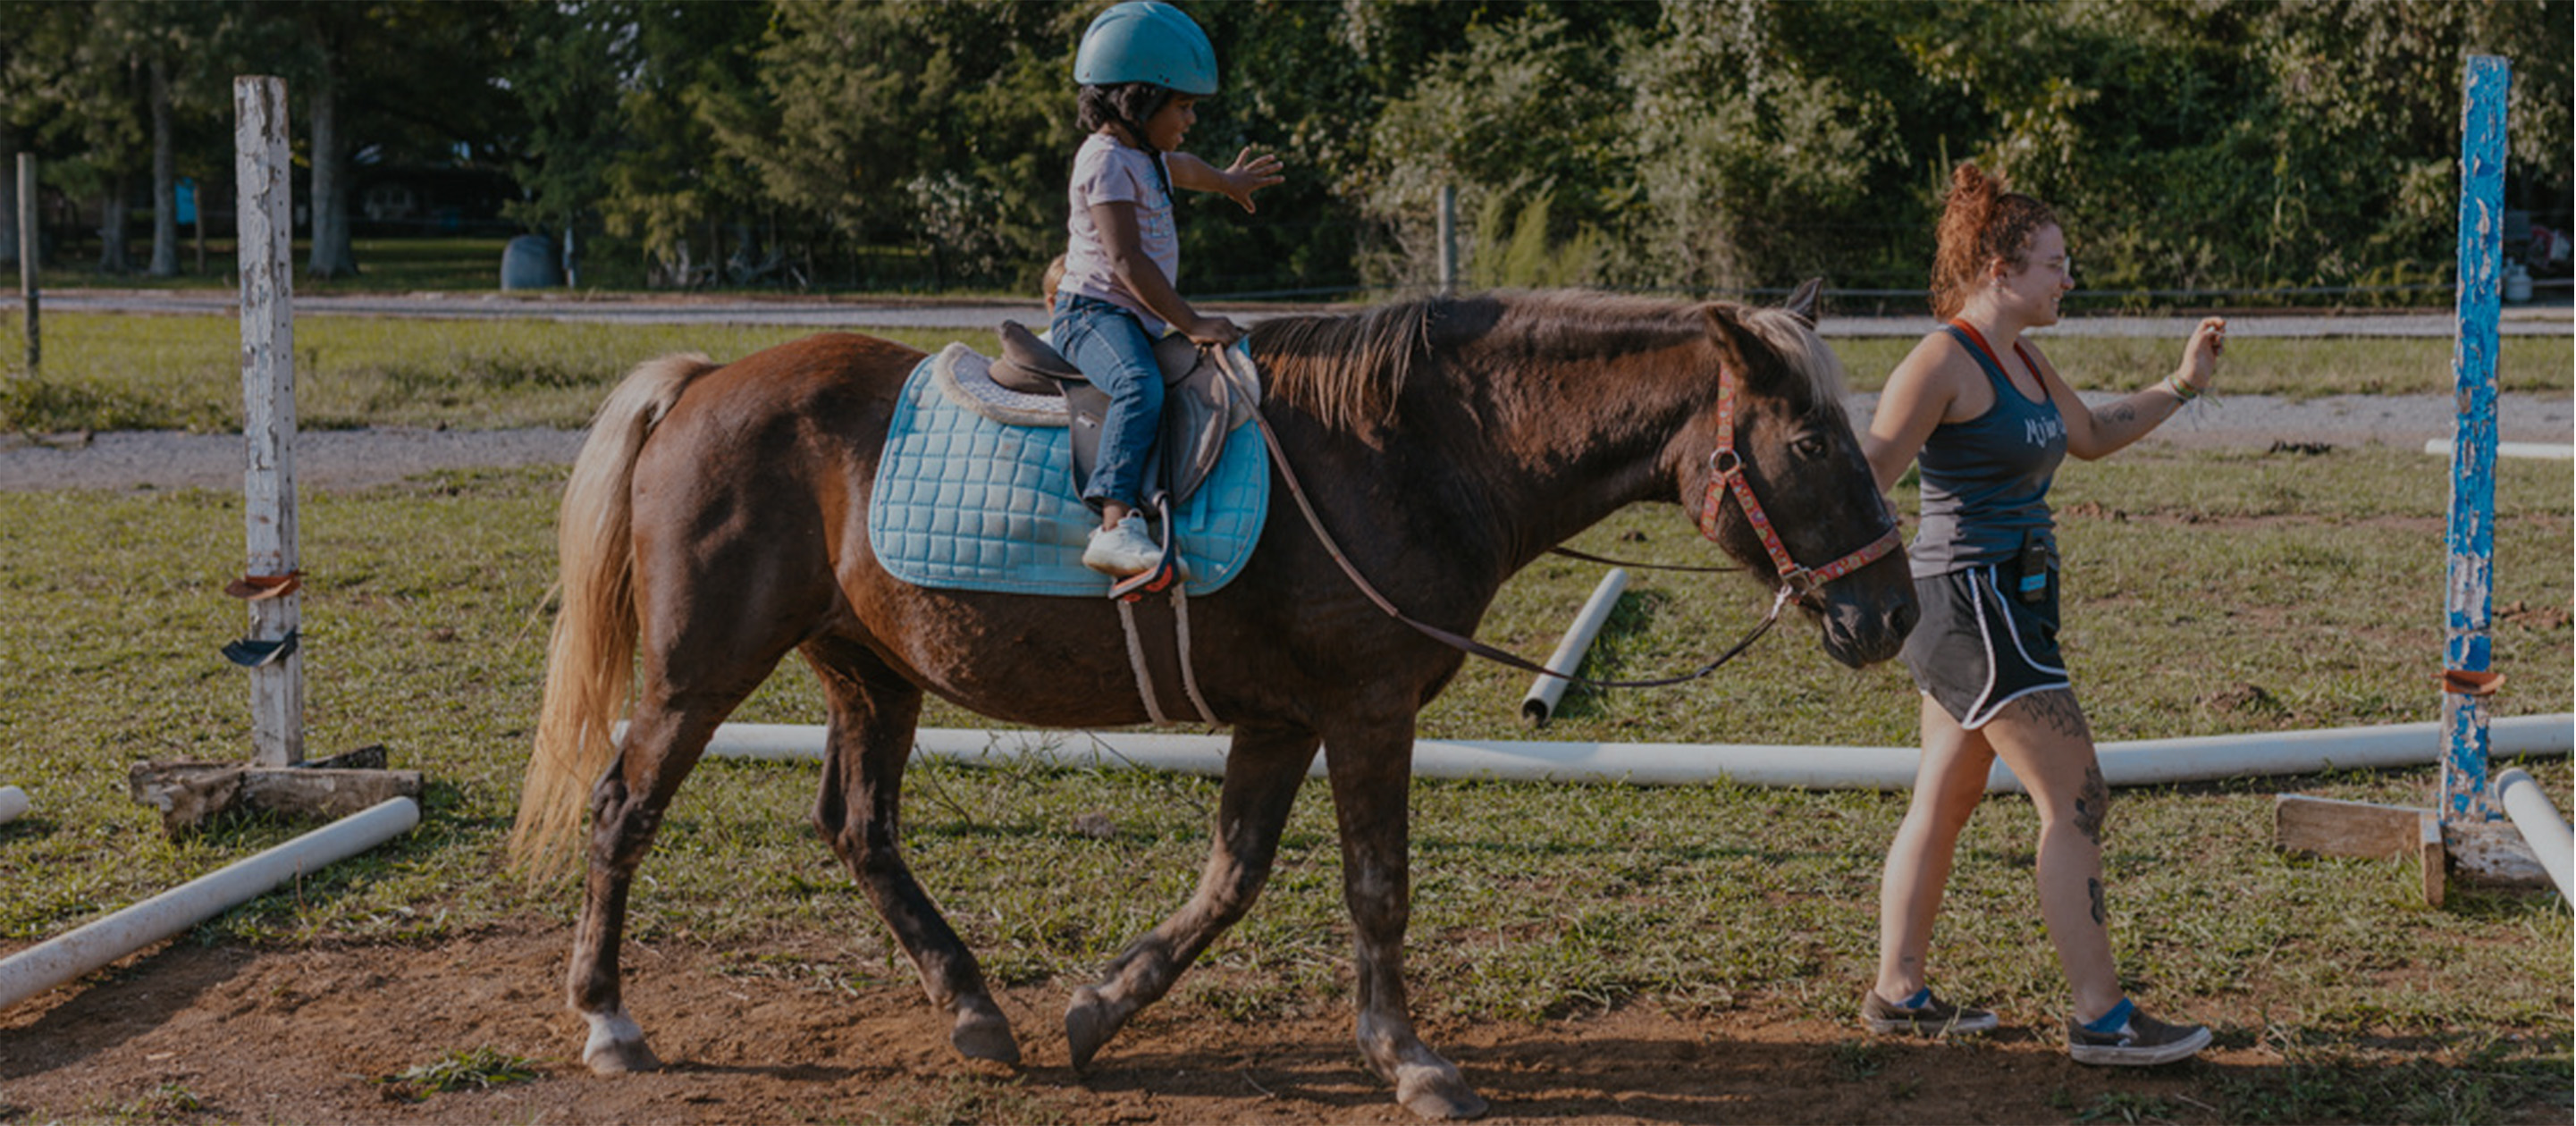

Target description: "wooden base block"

left=2274, top=794, right=2425, bottom=860
left=2275, top=794, right=2553, bottom=908
left=130, top=746, right=422, bottom=835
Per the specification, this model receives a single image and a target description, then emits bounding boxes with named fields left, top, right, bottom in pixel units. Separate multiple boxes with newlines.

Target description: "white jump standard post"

left=125, top=76, right=424, bottom=834
left=237, top=74, right=304, bottom=767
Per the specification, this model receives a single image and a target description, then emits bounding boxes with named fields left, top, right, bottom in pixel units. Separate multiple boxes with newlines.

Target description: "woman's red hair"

left=1931, top=164, right=2058, bottom=320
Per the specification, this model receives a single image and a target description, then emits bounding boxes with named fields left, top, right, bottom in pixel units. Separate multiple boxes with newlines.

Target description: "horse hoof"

left=581, top=1011, right=661, bottom=1074
left=951, top=1005, right=1021, bottom=1064
left=1064, top=986, right=1120, bottom=1071
left=1396, top=1070, right=1488, bottom=1121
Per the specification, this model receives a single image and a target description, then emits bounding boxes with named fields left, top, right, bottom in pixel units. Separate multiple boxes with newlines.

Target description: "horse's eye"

left=1792, top=434, right=1831, bottom=458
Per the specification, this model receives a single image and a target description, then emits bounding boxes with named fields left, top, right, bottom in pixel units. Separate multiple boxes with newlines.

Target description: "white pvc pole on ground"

left=0, top=796, right=418, bottom=1013
left=2423, top=439, right=2574, bottom=461
left=1521, top=567, right=1629, bottom=726
left=2490, top=769, right=2572, bottom=902
left=696, top=714, right=2573, bottom=793
left=0, top=786, right=26, bottom=826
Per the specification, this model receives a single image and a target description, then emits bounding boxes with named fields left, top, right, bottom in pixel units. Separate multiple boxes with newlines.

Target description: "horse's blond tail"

left=508, top=353, right=720, bottom=879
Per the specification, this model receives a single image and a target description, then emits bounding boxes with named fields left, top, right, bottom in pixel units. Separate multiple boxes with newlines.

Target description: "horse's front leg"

left=806, top=644, right=1017, bottom=1063
left=1066, top=725, right=1319, bottom=1068
left=1325, top=719, right=1487, bottom=1120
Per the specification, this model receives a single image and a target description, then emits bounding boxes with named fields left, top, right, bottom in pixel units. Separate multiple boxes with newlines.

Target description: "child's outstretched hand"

left=1216, top=147, right=1285, bottom=213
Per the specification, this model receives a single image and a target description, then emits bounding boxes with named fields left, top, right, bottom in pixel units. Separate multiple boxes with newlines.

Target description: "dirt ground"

left=4, top=918, right=2557, bottom=1125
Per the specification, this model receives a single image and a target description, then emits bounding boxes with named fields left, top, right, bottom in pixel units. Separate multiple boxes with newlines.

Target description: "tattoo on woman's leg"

left=2087, top=877, right=2107, bottom=927
left=2075, top=762, right=2109, bottom=844
left=2024, top=690, right=2092, bottom=741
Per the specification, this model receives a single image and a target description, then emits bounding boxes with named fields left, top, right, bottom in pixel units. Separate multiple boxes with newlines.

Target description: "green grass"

left=0, top=313, right=989, bottom=433
left=0, top=440, right=2566, bottom=1121
left=2, top=311, right=2567, bottom=433
left=29, top=237, right=597, bottom=296
left=376, top=1046, right=542, bottom=1103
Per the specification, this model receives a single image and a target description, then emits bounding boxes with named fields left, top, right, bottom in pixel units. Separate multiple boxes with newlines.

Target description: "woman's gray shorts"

left=1900, top=564, right=2071, bottom=728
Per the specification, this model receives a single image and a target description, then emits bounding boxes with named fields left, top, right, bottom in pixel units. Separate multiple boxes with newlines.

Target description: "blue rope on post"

left=2440, top=55, right=2509, bottom=824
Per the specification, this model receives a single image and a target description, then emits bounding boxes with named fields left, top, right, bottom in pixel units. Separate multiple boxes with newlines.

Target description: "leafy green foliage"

left=9, top=1, right=2569, bottom=299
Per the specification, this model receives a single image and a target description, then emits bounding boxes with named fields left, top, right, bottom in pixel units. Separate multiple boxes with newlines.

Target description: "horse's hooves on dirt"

left=951, top=1007, right=1021, bottom=1064
left=1396, top=1072, right=1489, bottom=1120
left=581, top=1010, right=662, bottom=1075
left=1064, top=987, right=1119, bottom=1071
left=583, top=1038, right=662, bottom=1075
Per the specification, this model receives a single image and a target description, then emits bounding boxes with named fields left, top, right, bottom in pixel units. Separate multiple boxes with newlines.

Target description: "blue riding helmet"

left=1073, top=1, right=1217, bottom=96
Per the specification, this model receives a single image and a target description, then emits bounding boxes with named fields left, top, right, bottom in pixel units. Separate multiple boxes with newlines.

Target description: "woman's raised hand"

left=2175, top=316, right=2227, bottom=393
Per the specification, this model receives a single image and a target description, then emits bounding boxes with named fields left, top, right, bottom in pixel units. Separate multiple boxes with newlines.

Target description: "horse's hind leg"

left=568, top=698, right=740, bottom=1073
left=1066, top=724, right=1320, bottom=1068
left=1325, top=718, right=1487, bottom=1120
left=804, top=639, right=1017, bottom=1063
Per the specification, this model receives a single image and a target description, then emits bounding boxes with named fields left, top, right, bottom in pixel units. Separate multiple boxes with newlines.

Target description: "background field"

left=0, top=413, right=2567, bottom=1121
left=2, top=307, right=2572, bottom=435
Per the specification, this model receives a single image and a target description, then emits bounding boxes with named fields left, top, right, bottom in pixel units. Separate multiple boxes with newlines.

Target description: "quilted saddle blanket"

left=867, top=345, right=1270, bottom=597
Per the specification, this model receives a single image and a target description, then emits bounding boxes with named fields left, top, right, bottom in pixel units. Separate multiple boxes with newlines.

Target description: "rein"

left=1246, top=359, right=1903, bottom=689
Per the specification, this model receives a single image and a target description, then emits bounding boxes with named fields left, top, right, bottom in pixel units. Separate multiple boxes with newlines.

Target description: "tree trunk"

left=0, top=122, right=17, bottom=268
left=149, top=56, right=179, bottom=278
left=97, top=174, right=130, bottom=274
left=306, top=46, right=358, bottom=278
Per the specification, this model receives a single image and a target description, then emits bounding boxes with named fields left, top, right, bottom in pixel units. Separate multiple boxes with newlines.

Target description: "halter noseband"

left=1694, top=363, right=1904, bottom=601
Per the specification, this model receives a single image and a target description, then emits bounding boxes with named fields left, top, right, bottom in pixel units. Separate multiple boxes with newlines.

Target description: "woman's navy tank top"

left=1908, top=322, right=2067, bottom=577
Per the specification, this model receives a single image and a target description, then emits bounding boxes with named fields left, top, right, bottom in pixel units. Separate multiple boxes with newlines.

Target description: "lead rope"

left=1248, top=407, right=1790, bottom=689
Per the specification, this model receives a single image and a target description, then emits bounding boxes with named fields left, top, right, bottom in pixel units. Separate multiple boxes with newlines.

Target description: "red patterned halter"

left=1694, top=363, right=1904, bottom=601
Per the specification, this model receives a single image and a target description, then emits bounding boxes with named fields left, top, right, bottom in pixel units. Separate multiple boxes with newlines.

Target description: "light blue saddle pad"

left=868, top=350, right=1269, bottom=597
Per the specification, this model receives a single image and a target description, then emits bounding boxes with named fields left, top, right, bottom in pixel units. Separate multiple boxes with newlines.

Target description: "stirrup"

left=1109, top=498, right=1184, bottom=601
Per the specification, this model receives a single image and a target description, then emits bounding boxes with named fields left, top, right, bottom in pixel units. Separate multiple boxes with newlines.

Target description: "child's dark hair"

left=1077, top=82, right=1175, bottom=201
left=1078, top=82, right=1173, bottom=140
left=1931, top=164, right=2058, bottom=320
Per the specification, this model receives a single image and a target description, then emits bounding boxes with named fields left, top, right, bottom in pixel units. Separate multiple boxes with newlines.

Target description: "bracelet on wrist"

left=2164, top=374, right=2201, bottom=402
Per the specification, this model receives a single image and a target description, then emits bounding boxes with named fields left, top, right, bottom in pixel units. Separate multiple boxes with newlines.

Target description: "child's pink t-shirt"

left=1060, top=132, right=1180, bottom=335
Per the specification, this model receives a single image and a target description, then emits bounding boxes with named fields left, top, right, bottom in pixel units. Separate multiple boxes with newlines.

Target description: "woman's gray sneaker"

left=1861, top=989, right=1999, bottom=1036
left=2066, top=1008, right=2211, bottom=1065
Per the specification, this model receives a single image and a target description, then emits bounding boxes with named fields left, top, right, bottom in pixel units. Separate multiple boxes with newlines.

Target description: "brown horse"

left=510, top=285, right=1916, bottom=1119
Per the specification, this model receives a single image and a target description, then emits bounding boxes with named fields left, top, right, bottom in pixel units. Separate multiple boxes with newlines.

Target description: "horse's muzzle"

left=1808, top=570, right=1918, bottom=669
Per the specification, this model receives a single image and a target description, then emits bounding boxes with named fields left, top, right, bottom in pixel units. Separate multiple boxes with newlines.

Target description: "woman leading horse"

left=510, top=284, right=1915, bottom=1119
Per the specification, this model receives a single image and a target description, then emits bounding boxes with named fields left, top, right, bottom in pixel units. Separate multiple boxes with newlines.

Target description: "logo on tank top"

left=2025, top=414, right=2065, bottom=448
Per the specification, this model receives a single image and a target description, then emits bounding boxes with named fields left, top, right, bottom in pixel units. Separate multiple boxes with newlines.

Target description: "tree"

left=499, top=0, right=635, bottom=269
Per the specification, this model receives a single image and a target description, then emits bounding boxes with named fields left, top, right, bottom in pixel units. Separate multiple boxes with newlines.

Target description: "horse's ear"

left=1781, top=278, right=1825, bottom=327
left=1698, top=302, right=1755, bottom=379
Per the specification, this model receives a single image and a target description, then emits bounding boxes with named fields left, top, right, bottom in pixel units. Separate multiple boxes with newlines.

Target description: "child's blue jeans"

left=1051, top=293, right=1163, bottom=513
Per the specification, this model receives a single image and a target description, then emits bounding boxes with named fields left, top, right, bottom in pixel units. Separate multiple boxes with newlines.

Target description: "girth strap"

left=1115, top=586, right=1223, bottom=727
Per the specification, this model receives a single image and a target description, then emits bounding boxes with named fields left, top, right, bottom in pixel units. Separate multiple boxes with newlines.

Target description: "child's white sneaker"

left=1082, top=515, right=1160, bottom=577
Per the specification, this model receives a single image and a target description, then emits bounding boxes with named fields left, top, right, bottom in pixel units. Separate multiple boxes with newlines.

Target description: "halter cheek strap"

left=1696, top=365, right=1904, bottom=601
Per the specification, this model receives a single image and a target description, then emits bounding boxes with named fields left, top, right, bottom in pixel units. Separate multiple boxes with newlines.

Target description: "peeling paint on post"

left=238, top=76, right=302, bottom=768
left=2440, top=56, right=2507, bottom=824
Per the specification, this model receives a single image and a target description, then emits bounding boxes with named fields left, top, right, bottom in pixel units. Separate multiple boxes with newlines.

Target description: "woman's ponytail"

left=1930, top=164, right=2058, bottom=320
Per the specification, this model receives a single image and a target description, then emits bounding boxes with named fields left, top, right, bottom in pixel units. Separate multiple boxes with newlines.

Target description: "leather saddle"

left=989, top=320, right=1260, bottom=513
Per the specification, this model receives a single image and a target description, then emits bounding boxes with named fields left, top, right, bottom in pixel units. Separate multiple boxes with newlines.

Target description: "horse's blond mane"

left=1250, top=290, right=1845, bottom=433
left=1739, top=305, right=1850, bottom=404
left=1248, top=298, right=1439, bottom=433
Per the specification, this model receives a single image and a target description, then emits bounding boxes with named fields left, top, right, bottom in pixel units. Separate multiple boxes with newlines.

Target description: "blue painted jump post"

left=2439, top=55, right=2509, bottom=826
